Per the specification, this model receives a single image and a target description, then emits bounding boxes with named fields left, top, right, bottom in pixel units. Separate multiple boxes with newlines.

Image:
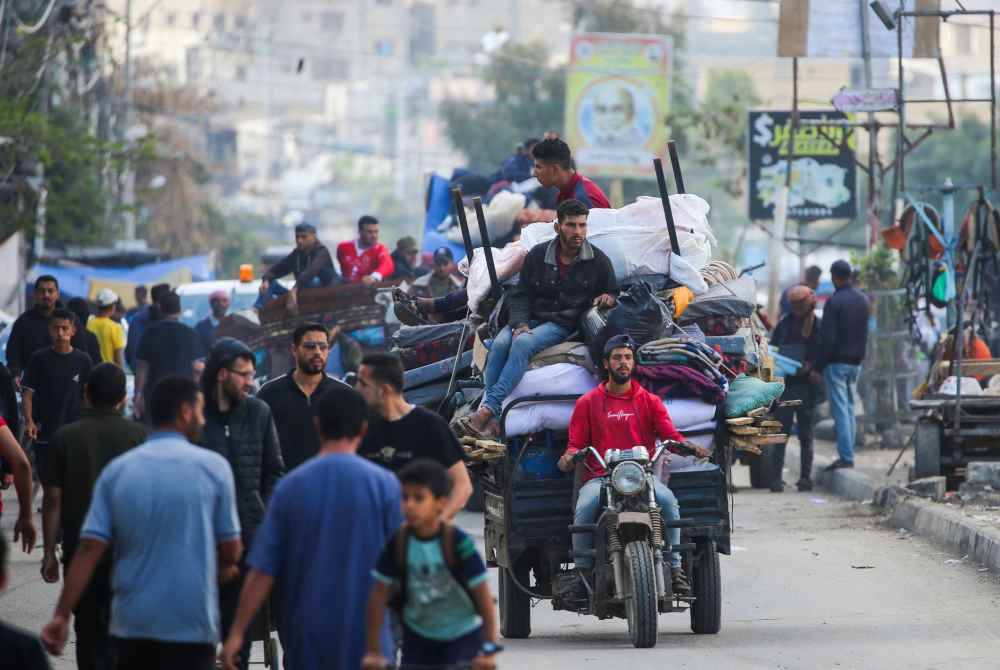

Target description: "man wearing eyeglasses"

left=199, top=337, right=284, bottom=670
left=257, top=324, right=349, bottom=473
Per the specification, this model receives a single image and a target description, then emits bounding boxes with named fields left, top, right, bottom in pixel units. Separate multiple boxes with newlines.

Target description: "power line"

left=10, top=0, right=58, bottom=34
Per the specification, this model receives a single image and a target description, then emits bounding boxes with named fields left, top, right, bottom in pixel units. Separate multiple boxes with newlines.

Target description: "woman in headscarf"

left=768, top=285, right=823, bottom=492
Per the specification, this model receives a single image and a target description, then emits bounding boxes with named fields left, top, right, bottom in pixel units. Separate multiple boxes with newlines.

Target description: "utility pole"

left=860, top=0, right=879, bottom=250
left=768, top=57, right=798, bottom=323
left=121, top=0, right=136, bottom=240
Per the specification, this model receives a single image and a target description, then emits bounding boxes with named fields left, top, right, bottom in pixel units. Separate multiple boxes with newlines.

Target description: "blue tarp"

left=28, top=255, right=215, bottom=302
left=421, top=174, right=468, bottom=264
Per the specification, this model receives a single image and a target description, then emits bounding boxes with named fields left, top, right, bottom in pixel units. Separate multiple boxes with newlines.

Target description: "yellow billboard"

left=564, top=33, right=673, bottom=179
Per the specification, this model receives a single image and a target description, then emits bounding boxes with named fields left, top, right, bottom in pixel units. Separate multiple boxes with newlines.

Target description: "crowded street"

left=6, top=458, right=1000, bottom=669
left=5, top=2, right=1000, bottom=669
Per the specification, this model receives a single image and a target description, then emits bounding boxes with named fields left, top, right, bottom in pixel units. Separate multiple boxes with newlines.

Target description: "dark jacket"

left=200, top=397, right=284, bottom=544
left=771, top=312, right=822, bottom=381
left=72, top=329, right=102, bottom=366
left=194, top=316, right=218, bottom=354
left=509, top=239, right=617, bottom=330
left=5, top=306, right=53, bottom=377
left=389, top=249, right=429, bottom=281
left=264, top=242, right=337, bottom=287
left=815, top=284, right=870, bottom=372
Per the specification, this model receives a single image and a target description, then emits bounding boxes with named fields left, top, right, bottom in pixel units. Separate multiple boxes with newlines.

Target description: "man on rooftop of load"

left=452, top=199, right=616, bottom=439
left=531, top=138, right=610, bottom=209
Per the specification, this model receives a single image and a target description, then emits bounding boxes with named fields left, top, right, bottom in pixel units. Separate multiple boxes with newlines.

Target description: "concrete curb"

left=888, top=497, right=1000, bottom=572
left=812, top=457, right=877, bottom=502
left=811, top=455, right=1000, bottom=573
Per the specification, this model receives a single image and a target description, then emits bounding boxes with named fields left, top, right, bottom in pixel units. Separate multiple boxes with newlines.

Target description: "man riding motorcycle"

left=557, top=334, right=710, bottom=599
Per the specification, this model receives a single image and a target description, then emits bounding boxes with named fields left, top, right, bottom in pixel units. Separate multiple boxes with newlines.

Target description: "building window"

left=192, top=11, right=200, bottom=28
left=320, top=11, right=344, bottom=32
left=235, top=65, right=247, bottom=81
left=165, top=11, right=176, bottom=27
left=375, top=39, right=394, bottom=56
left=234, top=15, right=248, bottom=30
left=214, top=13, right=225, bottom=31
left=375, top=0, right=393, bottom=5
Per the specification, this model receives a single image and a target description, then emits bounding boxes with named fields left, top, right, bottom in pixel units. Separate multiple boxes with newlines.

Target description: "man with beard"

left=257, top=324, right=348, bottom=472
left=454, top=199, right=616, bottom=439
left=195, top=290, right=230, bottom=354
left=41, top=377, right=242, bottom=670
left=199, top=338, right=283, bottom=670
left=6, top=275, right=61, bottom=380
left=557, top=335, right=709, bottom=599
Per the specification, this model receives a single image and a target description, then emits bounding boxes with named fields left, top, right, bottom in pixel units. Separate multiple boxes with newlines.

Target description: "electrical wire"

left=10, top=0, right=58, bottom=34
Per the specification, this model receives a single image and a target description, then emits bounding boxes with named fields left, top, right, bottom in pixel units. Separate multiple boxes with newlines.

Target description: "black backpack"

left=387, top=523, right=475, bottom=613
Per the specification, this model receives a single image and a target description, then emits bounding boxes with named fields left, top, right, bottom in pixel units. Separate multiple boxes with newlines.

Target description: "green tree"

left=440, top=43, right=565, bottom=172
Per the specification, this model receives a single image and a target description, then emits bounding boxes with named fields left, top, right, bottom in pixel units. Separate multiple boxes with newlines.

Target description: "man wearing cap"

left=336, top=216, right=394, bottom=286
left=257, top=223, right=338, bottom=311
left=816, top=260, right=870, bottom=470
left=195, top=290, right=230, bottom=354
left=199, top=338, right=283, bottom=670
left=411, top=247, right=463, bottom=299
left=87, top=289, right=126, bottom=368
left=557, top=335, right=709, bottom=600
left=389, top=237, right=427, bottom=282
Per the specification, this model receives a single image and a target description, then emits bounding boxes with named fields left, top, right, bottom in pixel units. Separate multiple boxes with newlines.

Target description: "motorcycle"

left=556, top=442, right=690, bottom=648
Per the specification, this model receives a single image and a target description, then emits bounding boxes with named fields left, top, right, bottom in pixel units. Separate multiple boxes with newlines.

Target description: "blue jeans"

left=824, top=363, right=860, bottom=464
left=254, top=270, right=337, bottom=309
left=573, top=477, right=682, bottom=570
left=482, top=322, right=571, bottom=415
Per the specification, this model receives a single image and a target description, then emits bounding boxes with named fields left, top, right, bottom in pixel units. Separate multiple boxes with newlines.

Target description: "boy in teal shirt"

left=363, top=459, right=501, bottom=669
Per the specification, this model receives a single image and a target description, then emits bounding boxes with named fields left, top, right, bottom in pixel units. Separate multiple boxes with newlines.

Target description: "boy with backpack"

left=362, top=459, right=501, bottom=670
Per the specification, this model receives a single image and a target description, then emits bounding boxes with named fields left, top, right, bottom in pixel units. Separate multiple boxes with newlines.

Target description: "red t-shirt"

left=336, top=240, right=395, bottom=284
left=558, top=172, right=611, bottom=209
left=565, top=382, right=684, bottom=482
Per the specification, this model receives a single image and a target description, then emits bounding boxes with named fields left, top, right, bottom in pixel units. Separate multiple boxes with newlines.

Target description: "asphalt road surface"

left=3, top=465, right=1000, bottom=669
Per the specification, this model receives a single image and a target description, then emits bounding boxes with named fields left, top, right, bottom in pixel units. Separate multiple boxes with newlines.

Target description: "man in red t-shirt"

left=558, top=335, right=709, bottom=597
left=336, top=216, right=394, bottom=286
left=532, top=138, right=610, bottom=209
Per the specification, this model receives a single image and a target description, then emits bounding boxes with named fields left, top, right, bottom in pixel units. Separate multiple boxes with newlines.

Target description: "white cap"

left=95, top=287, right=119, bottom=307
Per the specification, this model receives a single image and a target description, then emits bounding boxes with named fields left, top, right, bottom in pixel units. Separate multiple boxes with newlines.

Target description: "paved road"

left=3, top=464, right=1000, bottom=669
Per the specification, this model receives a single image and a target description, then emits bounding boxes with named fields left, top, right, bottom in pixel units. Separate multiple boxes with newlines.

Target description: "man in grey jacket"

left=200, top=338, right=284, bottom=670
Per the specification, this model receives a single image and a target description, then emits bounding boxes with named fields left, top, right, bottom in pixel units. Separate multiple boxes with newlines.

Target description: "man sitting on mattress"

left=453, top=199, right=617, bottom=439
left=558, top=334, right=710, bottom=599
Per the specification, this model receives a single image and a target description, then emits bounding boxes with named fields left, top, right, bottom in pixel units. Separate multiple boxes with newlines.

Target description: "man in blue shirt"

left=41, top=376, right=242, bottom=670
left=220, top=385, right=403, bottom=670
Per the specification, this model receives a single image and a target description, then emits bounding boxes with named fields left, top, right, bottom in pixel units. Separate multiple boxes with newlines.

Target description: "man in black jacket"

left=770, top=286, right=822, bottom=492
left=816, top=260, right=870, bottom=470
left=456, top=199, right=616, bottom=438
left=6, top=275, right=60, bottom=380
left=199, top=338, right=283, bottom=670
left=256, top=222, right=338, bottom=311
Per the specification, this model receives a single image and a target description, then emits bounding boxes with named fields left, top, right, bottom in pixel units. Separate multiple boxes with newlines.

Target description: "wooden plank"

left=729, top=426, right=763, bottom=436
left=747, top=407, right=769, bottom=418
left=725, top=417, right=755, bottom=426
left=758, top=420, right=783, bottom=428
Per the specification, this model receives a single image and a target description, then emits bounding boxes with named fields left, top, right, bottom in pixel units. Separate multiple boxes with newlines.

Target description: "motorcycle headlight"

left=611, top=461, right=646, bottom=495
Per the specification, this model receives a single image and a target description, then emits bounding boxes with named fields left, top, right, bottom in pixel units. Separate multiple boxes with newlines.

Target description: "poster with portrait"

left=564, top=33, right=673, bottom=179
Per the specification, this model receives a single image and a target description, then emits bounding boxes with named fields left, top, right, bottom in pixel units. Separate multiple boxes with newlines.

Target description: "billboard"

left=748, top=110, right=858, bottom=221
left=564, top=33, right=672, bottom=179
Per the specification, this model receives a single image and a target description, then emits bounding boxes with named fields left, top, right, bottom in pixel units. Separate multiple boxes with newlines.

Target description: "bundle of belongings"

left=720, top=374, right=792, bottom=455
left=395, top=321, right=474, bottom=409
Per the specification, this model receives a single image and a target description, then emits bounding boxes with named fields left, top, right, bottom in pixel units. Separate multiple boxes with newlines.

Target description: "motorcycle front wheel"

left=624, top=540, right=658, bottom=648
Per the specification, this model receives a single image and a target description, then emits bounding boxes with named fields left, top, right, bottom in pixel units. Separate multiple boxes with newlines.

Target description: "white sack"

left=461, top=241, right=528, bottom=313
left=663, top=398, right=717, bottom=429
left=445, top=191, right=526, bottom=246
left=519, top=194, right=715, bottom=290
left=501, top=363, right=598, bottom=436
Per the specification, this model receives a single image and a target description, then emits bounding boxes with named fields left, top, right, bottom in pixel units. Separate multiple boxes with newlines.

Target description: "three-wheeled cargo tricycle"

left=475, top=394, right=731, bottom=647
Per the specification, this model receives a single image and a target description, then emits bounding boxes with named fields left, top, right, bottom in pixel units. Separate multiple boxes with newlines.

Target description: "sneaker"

left=770, top=480, right=785, bottom=493
left=824, top=459, right=854, bottom=471
left=565, top=573, right=589, bottom=605
left=796, top=478, right=814, bottom=492
left=671, top=567, right=692, bottom=596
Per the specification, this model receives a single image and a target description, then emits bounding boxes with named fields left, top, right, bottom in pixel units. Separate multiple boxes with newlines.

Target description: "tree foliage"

left=440, top=42, right=565, bottom=172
